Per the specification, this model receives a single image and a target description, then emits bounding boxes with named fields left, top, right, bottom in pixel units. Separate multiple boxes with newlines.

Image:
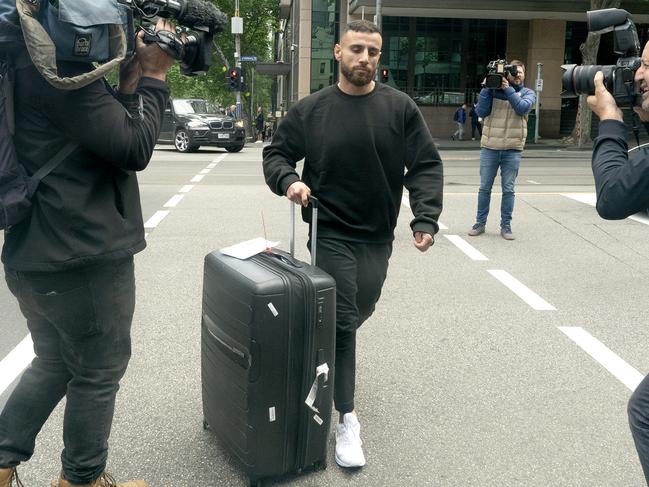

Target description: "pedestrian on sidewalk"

left=470, top=101, right=482, bottom=140
left=263, top=19, right=443, bottom=471
left=0, top=16, right=177, bottom=487
left=467, top=60, right=535, bottom=240
left=255, top=106, right=265, bottom=142
left=452, top=103, right=466, bottom=140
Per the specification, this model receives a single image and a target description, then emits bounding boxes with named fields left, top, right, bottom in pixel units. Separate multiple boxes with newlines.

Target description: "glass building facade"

left=381, top=17, right=507, bottom=106
left=311, top=0, right=340, bottom=93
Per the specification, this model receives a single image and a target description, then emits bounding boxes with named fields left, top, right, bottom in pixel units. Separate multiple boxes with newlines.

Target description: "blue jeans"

left=0, top=258, right=135, bottom=484
left=475, top=148, right=522, bottom=227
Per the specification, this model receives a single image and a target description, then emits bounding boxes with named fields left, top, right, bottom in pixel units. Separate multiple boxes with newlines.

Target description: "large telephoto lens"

left=561, top=64, right=614, bottom=97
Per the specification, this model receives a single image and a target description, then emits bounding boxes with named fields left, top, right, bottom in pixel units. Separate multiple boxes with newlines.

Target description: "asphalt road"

left=0, top=143, right=647, bottom=486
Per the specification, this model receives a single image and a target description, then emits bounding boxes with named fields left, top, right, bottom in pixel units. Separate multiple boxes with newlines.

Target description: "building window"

left=382, top=16, right=506, bottom=105
left=311, top=0, right=339, bottom=94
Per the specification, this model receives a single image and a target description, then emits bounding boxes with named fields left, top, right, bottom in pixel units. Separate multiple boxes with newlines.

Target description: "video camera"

left=484, top=60, right=519, bottom=89
left=118, top=0, right=228, bottom=76
left=561, top=8, right=641, bottom=107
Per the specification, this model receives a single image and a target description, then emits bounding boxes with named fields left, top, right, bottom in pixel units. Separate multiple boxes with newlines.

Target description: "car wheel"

left=225, top=144, right=244, bottom=153
left=174, top=129, right=199, bottom=153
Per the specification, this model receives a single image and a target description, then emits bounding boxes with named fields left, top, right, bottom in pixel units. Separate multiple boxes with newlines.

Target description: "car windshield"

left=173, top=99, right=219, bottom=115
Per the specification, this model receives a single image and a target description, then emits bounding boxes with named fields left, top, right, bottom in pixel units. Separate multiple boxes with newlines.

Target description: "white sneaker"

left=335, top=413, right=366, bottom=468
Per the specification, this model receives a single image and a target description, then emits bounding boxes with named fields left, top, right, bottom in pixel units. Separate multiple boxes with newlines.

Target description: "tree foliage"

left=166, top=0, right=280, bottom=121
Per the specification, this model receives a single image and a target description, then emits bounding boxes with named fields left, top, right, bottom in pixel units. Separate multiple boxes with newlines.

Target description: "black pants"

left=0, top=258, right=135, bottom=484
left=629, top=374, right=649, bottom=484
left=311, top=238, right=392, bottom=414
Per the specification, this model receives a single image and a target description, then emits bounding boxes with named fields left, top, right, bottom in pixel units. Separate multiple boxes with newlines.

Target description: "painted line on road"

left=199, top=168, right=211, bottom=175
left=487, top=269, right=556, bottom=311
left=0, top=335, right=34, bottom=395
left=190, top=174, right=205, bottom=183
left=562, top=193, right=649, bottom=226
left=401, top=195, right=447, bottom=230
left=559, top=326, right=643, bottom=391
left=179, top=185, right=194, bottom=193
left=527, top=180, right=541, bottom=185
left=445, top=235, right=488, bottom=261
left=163, top=195, right=184, bottom=208
left=144, top=210, right=170, bottom=229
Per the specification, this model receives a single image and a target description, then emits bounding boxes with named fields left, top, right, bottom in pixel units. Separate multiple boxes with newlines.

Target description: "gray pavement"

left=0, top=143, right=648, bottom=486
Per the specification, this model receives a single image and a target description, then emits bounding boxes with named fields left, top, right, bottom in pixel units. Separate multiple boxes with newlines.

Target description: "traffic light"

left=380, top=68, right=389, bottom=83
left=226, top=67, right=242, bottom=91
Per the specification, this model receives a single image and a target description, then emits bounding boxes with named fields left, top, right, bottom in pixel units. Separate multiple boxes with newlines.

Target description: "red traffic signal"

left=226, top=67, right=242, bottom=90
left=380, top=68, right=389, bottom=83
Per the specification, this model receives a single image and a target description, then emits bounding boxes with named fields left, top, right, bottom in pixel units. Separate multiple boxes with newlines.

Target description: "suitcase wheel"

left=202, top=418, right=210, bottom=431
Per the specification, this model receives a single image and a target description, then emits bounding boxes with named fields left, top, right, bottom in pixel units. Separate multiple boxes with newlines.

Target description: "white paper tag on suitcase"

left=220, top=237, right=279, bottom=260
left=269, top=406, right=276, bottom=422
left=305, top=363, right=330, bottom=414
left=267, top=302, right=278, bottom=317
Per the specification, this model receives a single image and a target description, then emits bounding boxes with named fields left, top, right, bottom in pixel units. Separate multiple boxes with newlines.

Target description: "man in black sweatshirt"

left=0, top=18, right=175, bottom=487
left=263, top=19, right=443, bottom=469
left=587, top=41, right=649, bottom=486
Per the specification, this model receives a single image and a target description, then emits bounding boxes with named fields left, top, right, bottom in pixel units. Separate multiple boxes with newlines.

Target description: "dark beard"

left=340, top=61, right=375, bottom=87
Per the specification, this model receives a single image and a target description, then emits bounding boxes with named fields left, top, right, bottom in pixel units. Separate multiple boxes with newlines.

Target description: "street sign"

left=536, top=79, right=544, bottom=92
left=241, top=55, right=257, bottom=62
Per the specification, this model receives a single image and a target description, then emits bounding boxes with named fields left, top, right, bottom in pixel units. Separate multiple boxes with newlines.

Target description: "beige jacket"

left=481, top=97, right=529, bottom=151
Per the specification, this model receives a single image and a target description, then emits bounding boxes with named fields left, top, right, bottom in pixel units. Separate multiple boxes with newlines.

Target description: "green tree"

left=166, top=0, right=280, bottom=124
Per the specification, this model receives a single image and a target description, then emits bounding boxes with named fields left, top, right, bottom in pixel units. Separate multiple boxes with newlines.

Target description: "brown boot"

left=51, top=472, right=148, bottom=487
left=0, top=467, right=25, bottom=487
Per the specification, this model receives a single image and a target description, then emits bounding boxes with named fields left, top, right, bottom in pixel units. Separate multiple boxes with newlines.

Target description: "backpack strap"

left=27, top=142, right=77, bottom=195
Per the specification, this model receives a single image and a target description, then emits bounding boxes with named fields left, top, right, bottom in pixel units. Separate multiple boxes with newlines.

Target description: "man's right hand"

left=136, top=18, right=178, bottom=82
left=286, top=181, right=311, bottom=207
left=587, top=71, right=623, bottom=122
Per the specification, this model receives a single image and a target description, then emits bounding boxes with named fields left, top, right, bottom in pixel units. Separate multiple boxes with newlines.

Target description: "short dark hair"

left=510, top=59, right=525, bottom=69
left=345, top=20, right=381, bottom=36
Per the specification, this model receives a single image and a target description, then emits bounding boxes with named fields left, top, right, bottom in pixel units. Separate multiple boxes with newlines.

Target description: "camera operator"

left=587, top=41, right=649, bottom=484
left=0, top=18, right=176, bottom=487
left=467, top=60, right=536, bottom=240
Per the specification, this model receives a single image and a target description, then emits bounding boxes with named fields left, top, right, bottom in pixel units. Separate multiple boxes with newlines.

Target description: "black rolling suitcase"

left=201, top=197, right=336, bottom=487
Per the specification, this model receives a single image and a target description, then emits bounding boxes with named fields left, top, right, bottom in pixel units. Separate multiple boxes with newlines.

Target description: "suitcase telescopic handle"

left=290, top=195, right=319, bottom=266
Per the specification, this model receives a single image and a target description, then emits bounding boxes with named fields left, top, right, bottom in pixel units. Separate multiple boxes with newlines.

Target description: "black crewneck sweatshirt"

left=263, top=83, right=443, bottom=242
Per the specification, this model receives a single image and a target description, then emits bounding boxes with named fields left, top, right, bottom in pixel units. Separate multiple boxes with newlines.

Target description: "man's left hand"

left=413, top=232, right=434, bottom=252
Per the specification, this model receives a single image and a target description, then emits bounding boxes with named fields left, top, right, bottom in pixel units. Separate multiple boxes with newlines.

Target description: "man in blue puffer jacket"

left=467, top=60, right=536, bottom=240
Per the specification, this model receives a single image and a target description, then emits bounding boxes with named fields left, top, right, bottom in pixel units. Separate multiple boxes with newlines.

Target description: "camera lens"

left=561, top=64, right=614, bottom=97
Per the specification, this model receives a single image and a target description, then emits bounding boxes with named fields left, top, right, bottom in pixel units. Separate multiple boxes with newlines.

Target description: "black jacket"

left=263, top=83, right=443, bottom=243
left=2, top=62, right=169, bottom=271
left=592, top=120, right=649, bottom=220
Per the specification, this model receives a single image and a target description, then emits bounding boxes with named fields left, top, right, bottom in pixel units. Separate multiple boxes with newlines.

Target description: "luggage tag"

left=305, top=363, right=329, bottom=415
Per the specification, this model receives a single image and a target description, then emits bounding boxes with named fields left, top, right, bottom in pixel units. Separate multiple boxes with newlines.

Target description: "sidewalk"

left=434, top=137, right=590, bottom=151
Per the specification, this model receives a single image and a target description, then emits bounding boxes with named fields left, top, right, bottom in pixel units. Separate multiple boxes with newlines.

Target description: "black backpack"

left=0, top=7, right=75, bottom=230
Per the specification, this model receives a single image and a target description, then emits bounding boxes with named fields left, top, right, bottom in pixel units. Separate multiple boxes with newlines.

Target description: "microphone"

left=178, top=0, right=227, bottom=34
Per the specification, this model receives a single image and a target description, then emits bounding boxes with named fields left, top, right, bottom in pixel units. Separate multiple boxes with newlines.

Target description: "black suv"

left=158, top=98, right=246, bottom=153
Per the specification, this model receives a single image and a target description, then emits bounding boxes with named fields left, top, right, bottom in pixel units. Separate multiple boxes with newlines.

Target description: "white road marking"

left=445, top=235, right=488, bottom=261
left=179, top=185, right=194, bottom=193
left=559, top=326, right=644, bottom=391
left=527, top=180, right=541, bottom=185
left=144, top=210, right=170, bottom=229
left=164, top=195, right=184, bottom=208
left=191, top=174, right=204, bottom=183
left=487, top=269, right=556, bottom=310
left=200, top=169, right=211, bottom=175
left=0, top=335, right=34, bottom=395
left=562, top=193, right=649, bottom=226
left=401, top=195, right=447, bottom=230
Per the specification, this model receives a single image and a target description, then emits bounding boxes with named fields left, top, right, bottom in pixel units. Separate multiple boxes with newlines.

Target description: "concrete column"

left=298, top=0, right=312, bottom=100
left=525, top=19, right=566, bottom=138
